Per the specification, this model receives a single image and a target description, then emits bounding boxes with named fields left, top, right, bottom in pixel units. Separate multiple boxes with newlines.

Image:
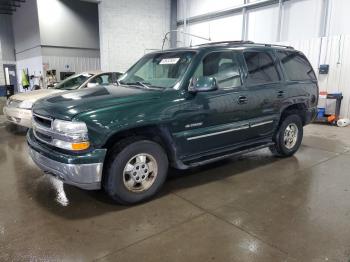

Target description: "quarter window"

left=277, top=51, right=316, bottom=81
left=243, top=51, right=280, bottom=85
left=193, top=52, right=242, bottom=89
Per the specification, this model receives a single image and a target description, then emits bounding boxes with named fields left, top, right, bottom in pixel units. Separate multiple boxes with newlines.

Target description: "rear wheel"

left=270, top=114, right=303, bottom=157
left=103, top=139, right=168, bottom=204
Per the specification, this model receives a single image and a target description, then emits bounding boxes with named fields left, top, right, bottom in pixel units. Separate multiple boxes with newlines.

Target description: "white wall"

left=281, top=0, right=323, bottom=41
left=16, top=55, right=43, bottom=92
left=11, top=0, right=100, bottom=90
left=0, top=15, right=16, bottom=85
left=12, top=0, right=41, bottom=54
left=327, top=0, right=350, bottom=36
left=99, top=0, right=171, bottom=72
left=178, top=14, right=243, bottom=46
left=42, top=46, right=100, bottom=81
left=177, top=0, right=244, bottom=20
left=37, top=0, right=99, bottom=49
left=247, top=4, right=279, bottom=43
left=0, top=15, right=15, bottom=62
left=177, top=0, right=350, bottom=44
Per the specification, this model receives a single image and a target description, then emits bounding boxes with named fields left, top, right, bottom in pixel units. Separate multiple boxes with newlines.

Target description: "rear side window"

left=277, top=51, right=316, bottom=81
left=243, top=51, right=280, bottom=86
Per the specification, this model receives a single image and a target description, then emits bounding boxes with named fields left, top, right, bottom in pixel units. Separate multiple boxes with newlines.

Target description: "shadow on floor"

left=18, top=148, right=290, bottom=220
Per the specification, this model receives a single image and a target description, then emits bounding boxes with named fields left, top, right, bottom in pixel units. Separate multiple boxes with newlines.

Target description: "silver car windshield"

left=53, top=73, right=94, bottom=90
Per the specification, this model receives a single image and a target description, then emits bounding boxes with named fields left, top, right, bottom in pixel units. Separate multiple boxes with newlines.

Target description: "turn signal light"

left=71, top=141, right=90, bottom=151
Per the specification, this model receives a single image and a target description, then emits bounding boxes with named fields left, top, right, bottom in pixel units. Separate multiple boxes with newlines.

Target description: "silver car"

left=3, top=71, right=122, bottom=128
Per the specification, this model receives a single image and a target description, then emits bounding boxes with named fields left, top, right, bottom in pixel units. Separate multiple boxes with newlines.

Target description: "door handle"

left=277, top=90, right=285, bottom=98
left=238, top=96, right=248, bottom=104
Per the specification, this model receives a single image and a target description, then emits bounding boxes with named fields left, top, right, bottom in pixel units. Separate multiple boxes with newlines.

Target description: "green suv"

left=27, top=41, right=318, bottom=204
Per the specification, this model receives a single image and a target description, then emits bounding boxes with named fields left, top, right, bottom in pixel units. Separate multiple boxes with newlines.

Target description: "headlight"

left=18, top=100, right=33, bottom=109
left=52, top=119, right=88, bottom=134
left=51, top=119, right=90, bottom=151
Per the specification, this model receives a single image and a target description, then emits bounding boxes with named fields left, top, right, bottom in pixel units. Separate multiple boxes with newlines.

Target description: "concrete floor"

left=1, top=115, right=350, bottom=262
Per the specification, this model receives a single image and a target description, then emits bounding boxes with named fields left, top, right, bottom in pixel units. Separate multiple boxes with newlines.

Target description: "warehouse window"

left=193, top=51, right=242, bottom=89
left=243, top=51, right=280, bottom=86
left=277, top=51, right=316, bottom=81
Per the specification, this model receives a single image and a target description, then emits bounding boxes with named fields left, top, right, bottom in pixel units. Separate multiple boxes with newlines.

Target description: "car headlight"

left=18, top=100, right=33, bottom=109
left=51, top=119, right=90, bottom=151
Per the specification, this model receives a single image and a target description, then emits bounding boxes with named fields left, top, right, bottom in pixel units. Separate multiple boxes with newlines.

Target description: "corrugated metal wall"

left=42, top=56, right=101, bottom=81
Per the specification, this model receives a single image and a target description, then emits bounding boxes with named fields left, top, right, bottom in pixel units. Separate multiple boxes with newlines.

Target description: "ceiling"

left=0, top=0, right=25, bottom=15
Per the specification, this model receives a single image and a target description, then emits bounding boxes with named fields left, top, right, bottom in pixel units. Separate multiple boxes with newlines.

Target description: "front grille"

left=32, top=114, right=54, bottom=145
left=33, top=114, right=52, bottom=129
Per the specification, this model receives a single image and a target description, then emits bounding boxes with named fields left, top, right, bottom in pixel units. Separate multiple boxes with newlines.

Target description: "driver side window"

left=193, top=51, right=242, bottom=89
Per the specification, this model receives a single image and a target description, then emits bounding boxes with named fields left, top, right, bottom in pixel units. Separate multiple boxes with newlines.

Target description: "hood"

left=10, top=89, right=64, bottom=103
left=32, top=85, right=163, bottom=120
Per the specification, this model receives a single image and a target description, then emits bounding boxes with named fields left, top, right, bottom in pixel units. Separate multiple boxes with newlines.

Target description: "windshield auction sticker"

left=159, top=58, right=180, bottom=64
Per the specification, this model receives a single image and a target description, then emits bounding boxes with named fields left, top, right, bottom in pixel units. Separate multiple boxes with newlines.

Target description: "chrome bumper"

left=3, top=106, right=32, bottom=128
left=28, top=147, right=103, bottom=190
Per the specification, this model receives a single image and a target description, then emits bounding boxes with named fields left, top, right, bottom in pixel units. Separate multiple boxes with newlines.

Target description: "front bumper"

left=3, top=106, right=32, bottom=128
left=27, top=129, right=107, bottom=190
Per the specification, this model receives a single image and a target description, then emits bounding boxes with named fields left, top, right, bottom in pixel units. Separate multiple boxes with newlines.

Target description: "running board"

left=183, top=142, right=275, bottom=168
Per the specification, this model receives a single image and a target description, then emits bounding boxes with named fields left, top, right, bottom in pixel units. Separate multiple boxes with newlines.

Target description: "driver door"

left=175, top=51, right=251, bottom=157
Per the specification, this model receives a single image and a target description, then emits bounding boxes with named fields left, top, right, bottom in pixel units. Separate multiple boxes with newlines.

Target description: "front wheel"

left=103, top=139, right=168, bottom=204
left=270, top=114, right=303, bottom=157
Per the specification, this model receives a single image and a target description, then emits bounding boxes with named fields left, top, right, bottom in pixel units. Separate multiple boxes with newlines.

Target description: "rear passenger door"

left=241, top=50, right=283, bottom=139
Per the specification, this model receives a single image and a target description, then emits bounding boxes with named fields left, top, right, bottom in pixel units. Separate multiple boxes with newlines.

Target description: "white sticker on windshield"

left=159, top=58, right=180, bottom=64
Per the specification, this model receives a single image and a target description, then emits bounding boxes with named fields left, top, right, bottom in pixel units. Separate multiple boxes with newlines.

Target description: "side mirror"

left=87, top=82, right=98, bottom=88
left=188, top=76, right=218, bottom=93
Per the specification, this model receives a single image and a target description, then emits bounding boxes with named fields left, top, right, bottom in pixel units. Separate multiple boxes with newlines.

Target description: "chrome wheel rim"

left=284, top=123, right=298, bottom=149
left=122, top=153, right=158, bottom=192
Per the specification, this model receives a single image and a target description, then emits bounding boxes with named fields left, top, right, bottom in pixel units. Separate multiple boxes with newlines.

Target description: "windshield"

left=52, top=73, right=93, bottom=90
left=119, top=51, right=195, bottom=89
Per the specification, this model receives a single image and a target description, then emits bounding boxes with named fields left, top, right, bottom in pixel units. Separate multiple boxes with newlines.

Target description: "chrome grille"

left=33, top=114, right=52, bottom=129
left=32, top=114, right=54, bottom=145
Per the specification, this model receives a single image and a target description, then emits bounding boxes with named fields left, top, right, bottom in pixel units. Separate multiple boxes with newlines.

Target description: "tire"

left=270, top=114, right=303, bottom=157
left=103, top=138, right=168, bottom=205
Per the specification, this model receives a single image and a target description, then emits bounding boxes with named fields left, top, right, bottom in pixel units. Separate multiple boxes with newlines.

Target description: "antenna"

left=161, top=30, right=212, bottom=50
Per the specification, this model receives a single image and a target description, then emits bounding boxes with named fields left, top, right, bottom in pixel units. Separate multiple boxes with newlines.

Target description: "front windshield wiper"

left=122, top=81, right=162, bottom=89
left=136, top=81, right=150, bottom=89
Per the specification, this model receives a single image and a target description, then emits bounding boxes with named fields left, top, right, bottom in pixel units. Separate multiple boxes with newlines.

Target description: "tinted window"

left=277, top=51, right=316, bottom=81
left=244, top=51, right=280, bottom=85
left=193, top=52, right=242, bottom=89
left=53, top=73, right=93, bottom=90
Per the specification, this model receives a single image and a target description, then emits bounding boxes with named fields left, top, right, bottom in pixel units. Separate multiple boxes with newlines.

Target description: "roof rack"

left=195, top=41, right=255, bottom=46
left=254, top=43, right=294, bottom=49
left=194, top=41, right=294, bottom=49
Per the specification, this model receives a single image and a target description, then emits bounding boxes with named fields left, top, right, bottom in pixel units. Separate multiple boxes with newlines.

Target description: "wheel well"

left=280, top=104, right=307, bottom=125
left=102, top=125, right=176, bottom=165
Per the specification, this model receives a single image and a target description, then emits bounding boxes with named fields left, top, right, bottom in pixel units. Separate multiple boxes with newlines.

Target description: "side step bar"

left=183, top=142, right=275, bottom=168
